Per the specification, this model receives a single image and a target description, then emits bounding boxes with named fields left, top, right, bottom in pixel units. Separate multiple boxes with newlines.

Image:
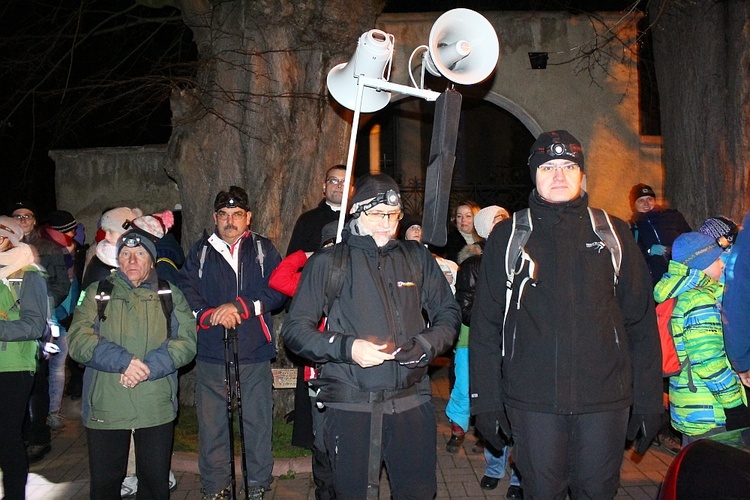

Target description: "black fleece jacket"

left=470, top=191, right=662, bottom=417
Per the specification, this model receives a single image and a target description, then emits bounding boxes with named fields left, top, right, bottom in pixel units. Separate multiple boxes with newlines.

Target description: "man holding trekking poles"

left=179, top=186, right=286, bottom=500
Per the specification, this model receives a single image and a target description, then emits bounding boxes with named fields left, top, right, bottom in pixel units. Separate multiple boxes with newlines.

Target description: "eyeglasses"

left=216, top=210, right=247, bottom=221
left=537, top=163, right=580, bottom=174
left=326, top=177, right=346, bottom=186
left=13, top=214, right=34, bottom=221
left=363, top=210, right=403, bottom=222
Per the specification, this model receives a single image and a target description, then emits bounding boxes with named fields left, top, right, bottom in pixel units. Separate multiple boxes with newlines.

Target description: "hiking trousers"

left=506, top=406, right=629, bottom=500
left=323, top=401, right=436, bottom=499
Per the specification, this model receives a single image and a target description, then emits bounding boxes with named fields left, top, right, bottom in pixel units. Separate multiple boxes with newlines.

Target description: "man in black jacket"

left=469, top=131, right=663, bottom=499
left=287, top=165, right=347, bottom=255
left=283, top=174, right=460, bottom=498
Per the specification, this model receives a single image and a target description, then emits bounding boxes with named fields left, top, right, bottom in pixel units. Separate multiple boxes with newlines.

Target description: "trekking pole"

left=224, top=328, right=237, bottom=500
left=230, top=327, right=250, bottom=499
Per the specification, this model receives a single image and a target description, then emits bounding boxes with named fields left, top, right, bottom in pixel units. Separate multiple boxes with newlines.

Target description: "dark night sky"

left=0, top=0, right=643, bottom=219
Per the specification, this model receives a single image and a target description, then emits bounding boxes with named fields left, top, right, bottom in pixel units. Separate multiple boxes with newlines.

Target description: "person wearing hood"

left=283, top=174, right=460, bottom=498
left=0, top=216, right=49, bottom=498
left=655, top=232, right=750, bottom=444
left=470, top=130, right=662, bottom=499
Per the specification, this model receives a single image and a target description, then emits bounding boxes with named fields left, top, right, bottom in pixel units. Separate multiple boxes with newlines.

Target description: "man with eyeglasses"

left=178, top=186, right=286, bottom=499
left=287, top=165, right=348, bottom=256
left=470, top=130, right=662, bottom=499
left=284, top=166, right=348, bottom=495
left=283, top=174, right=460, bottom=498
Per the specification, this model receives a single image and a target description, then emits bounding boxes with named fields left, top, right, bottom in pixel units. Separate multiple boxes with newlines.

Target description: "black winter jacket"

left=630, top=206, right=691, bottom=285
left=282, top=230, right=461, bottom=409
left=287, top=200, right=340, bottom=255
left=470, top=192, right=662, bottom=416
left=455, top=243, right=483, bottom=326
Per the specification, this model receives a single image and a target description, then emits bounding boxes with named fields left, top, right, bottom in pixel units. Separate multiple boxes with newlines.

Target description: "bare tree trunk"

left=649, top=0, right=750, bottom=226
left=165, top=0, right=384, bottom=412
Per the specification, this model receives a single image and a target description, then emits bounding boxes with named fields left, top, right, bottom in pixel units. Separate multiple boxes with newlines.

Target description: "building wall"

left=50, top=145, right=180, bottom=243
left=378, top=10, right=662, bottom=221
left=51, top=10, right=662, bottom=237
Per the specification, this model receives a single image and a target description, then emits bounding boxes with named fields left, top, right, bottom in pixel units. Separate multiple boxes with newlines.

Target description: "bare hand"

left=123, top=357, right=150, bottom=387
left=210, top=303, right=242, bottom=329
left=739, top=369, right=750, bottom=388
left=350, top=339, right=394, bottom=368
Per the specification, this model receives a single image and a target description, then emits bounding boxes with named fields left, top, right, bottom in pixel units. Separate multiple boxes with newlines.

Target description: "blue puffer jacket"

left=179, top=230, right=286, bottom=364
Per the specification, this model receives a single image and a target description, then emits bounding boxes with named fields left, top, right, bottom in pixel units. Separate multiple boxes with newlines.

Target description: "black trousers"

left=0, top=371, right=34, bottom=500
left=86, top=421, right=174, bottom=500
left=506, top=406, right=629, bottom=500
left=23, top=358, right=50, bottom=446
left=324, top=402, right=436, bottom=499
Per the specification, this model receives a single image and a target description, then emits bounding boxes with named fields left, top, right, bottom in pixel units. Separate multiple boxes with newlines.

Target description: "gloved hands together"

left=626, top=412, right=663, bottom=455
left=649, top=244, right=668, bottom=257
left=474, top=411, right=509, bottom=452
left=393, top=338, right=428, bottom=368
left=724, top=404, right=750, bottom=431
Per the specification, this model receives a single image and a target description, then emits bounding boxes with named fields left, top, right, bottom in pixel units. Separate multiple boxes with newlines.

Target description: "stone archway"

left=353, top=91, right=539, bottom=217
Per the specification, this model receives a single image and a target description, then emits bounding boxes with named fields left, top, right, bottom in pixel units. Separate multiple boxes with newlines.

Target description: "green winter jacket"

left=0, top=267, right=48, bottom=373
left=69, top=270, right=197, bottom=430
left=654, top=260, right=745, bottom=437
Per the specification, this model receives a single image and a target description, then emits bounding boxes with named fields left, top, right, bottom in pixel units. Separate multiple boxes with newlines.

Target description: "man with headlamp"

left=470, top=130, right=663, bottom=499
left=179, top=186, right=286, bottom=499
left=283, top=174, right=460, bottom=498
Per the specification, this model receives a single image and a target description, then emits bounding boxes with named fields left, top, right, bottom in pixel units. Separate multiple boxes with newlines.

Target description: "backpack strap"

left=95, top=279, right=114, bottom=322
left=251, top=233, right=267, bottom=278
left=157, top=278, right=175, bottom=338
left=197, top=244, right=208, bottom=279
left=587, top=207, right=622, bottom=285
left=324, top=242, right=348, bottom=317
left=502, top=209, right=536, bottom=355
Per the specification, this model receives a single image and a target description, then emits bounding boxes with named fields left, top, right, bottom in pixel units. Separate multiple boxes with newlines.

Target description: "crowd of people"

left=2, top=129, right=750, bottom=500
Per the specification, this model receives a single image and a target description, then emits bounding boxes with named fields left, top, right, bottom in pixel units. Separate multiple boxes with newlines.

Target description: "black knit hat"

left=47, top=210, right=77, bottom=234
left=527, top=130, right=584, bottom=182
left=629, top=183, right=656, bottom=206
left=350, top=174, right=401, bottom=216
left=117, top=227, right=158, bottom=264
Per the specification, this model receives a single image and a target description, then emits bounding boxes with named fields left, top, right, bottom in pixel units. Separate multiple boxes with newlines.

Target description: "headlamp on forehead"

left=542, top=140, right=581, bottom=160
left=352, top=189, right=401, bottom=217
left=121, top=233, right=144, bottom=248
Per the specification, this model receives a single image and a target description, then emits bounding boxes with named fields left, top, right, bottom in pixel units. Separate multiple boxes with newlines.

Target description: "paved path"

left=7, top=361, right=674, bottom=499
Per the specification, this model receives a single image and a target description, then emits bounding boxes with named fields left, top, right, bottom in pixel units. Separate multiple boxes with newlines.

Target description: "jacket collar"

left=529, top=189, right=589, bottom=219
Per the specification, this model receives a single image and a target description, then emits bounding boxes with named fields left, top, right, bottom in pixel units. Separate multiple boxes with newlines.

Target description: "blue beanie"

left=672, top=232, right=723, bottom=271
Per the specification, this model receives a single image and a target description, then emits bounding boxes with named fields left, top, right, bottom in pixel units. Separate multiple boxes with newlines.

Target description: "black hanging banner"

left=421, top=89, right=462, bottom=247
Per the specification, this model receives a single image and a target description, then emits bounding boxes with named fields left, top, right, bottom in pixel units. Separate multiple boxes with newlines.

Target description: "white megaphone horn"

left=327, top=29, right=395, bottom=113
left=423, top=8, right=500, bottom=85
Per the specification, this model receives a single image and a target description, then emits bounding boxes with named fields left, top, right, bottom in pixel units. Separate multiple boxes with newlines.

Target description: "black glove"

left=626, top=412, right=662, bottom=455
left=725, top=405, right=750, bottom=431
left=474, top=411, right=509, bottom=452
left=393, top=338, right=428, bottom=368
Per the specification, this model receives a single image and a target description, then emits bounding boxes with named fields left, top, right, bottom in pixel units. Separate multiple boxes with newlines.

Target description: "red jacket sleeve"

left=269, top=250, right=308, bottom=297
